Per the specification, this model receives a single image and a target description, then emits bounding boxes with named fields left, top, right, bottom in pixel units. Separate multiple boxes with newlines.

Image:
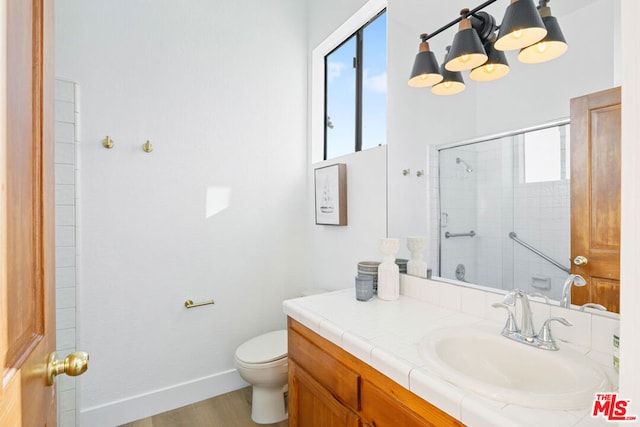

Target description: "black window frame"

left=323, top=9, right=386, bottom=161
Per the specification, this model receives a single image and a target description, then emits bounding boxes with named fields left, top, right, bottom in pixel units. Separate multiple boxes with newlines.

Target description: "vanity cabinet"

left=287, top=318, right=465, bottom=427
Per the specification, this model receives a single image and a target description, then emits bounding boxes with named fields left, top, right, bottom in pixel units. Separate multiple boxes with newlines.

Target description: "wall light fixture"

left=408, top=0, right=567, bottom=93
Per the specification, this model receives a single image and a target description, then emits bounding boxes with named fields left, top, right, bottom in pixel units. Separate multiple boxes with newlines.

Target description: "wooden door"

left=1, top=0, right=57, bottom=425
left=570, top=87, right=621, bottom=313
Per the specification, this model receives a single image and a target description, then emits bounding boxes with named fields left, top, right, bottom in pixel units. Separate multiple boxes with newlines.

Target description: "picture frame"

left=314, top=163, right=347, bottom=226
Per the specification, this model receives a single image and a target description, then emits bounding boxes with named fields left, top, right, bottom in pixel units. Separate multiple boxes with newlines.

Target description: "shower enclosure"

left=437, top=123, right=571, bottom=300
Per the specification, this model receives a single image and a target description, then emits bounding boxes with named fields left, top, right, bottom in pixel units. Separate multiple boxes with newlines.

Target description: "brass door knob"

left=46, top=351, right=89, bottom=386
left=573, top=255, right=589, bottom=266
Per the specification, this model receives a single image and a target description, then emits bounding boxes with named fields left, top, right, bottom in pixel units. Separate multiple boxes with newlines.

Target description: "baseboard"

left=79, top=369, right=248, bottom=427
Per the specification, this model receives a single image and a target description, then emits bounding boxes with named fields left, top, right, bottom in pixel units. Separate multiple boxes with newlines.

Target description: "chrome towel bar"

left=444, top=230, right=476, bottom=238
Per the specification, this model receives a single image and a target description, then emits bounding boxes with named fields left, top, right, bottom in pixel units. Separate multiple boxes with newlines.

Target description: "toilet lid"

left=236, top=330, right=288, bottom=364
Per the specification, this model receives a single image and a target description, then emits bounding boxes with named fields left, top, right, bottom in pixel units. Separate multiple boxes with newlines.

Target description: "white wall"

left=55, top=1, right=308, bottom=425
left=620, top=0, right=640, bottom=415
left=308, top=147, right=387, bottom=291
left=306, top=0, right=389, bottom=292
left=307, top=0, right=369, bottom=49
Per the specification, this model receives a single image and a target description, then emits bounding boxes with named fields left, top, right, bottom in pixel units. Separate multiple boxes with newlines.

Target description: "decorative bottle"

left=407, top=236, right=428, bottom=278
left=377, top=238, right=400, bottom=301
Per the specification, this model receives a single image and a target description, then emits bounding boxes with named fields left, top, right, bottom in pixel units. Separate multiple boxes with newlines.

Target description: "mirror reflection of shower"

left=438, top=149, right=479, bottom=284
left=436, top=123, right=571, bottom=301
left=456, top=157, right=473, bottom=173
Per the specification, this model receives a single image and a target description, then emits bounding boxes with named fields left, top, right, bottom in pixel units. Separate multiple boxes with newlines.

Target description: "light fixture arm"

left=420, top=0, right=499, bottom=41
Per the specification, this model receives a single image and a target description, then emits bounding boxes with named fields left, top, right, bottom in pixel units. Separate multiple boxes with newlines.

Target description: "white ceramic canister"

left=377, top=238, right=400, bottom=301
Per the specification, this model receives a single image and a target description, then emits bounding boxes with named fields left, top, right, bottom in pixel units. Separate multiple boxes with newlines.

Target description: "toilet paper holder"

left=184, top=299, right=215, bottom=309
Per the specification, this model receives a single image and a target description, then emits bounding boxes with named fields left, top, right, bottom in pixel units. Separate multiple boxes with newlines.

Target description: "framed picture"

left=314, top=163, right=347, bottom=226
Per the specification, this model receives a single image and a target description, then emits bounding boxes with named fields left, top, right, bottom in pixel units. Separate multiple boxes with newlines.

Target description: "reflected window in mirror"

left=521, top=125, right=570, bottom=183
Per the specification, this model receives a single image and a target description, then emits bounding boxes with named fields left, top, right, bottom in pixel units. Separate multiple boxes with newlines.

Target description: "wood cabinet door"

left=360, top=380, right=461, bottom=427
left=1, top=0, right=57, bottom=425
left=570, top=87, right=621, bottom=312
left=288, top=360, right=360, bottom=427
left=288, top=326, right=360, bottom=410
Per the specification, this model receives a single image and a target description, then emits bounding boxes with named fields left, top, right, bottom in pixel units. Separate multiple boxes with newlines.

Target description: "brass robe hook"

left=102, top=136, right=114, bottom=149
left=142, top=140, right=153, bottom=153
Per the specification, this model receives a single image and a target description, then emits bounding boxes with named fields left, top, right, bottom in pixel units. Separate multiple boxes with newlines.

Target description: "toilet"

left=234, top=329, right=288, bottom=424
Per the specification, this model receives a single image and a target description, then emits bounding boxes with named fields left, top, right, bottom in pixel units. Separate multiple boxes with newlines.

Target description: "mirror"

left=387, top=0, right=621, bottom=314
left=437, top=122, right=571, bottom=301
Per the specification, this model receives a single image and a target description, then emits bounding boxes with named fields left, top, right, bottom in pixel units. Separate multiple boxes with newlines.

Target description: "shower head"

left=456, top=157, right=473, bottom=173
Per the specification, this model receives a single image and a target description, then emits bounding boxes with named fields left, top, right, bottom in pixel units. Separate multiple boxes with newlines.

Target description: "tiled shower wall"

left=431, top=127, right=570, bottom=301
left=438, top=148, right=479, bottom=283
left=54, top=78, right=80, bottom=427
left=475, top=137, right=514, bottom=289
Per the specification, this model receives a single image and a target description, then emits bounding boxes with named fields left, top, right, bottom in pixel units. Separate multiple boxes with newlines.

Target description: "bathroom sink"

left=418, top=326, right=611, bottom=410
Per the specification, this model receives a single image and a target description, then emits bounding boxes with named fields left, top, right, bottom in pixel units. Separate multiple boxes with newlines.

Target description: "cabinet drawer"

left=288, top=327, right=360, bottom=410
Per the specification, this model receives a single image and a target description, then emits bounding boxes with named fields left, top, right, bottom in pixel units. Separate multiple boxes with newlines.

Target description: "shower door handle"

left=441, top=212, right=448, bottom=228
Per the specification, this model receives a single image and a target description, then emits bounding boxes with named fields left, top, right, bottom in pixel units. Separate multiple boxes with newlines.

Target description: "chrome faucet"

left=492, top=289, right=572, bottom=351
left=560, top=274, right=586, bottom=308
left=503, top=289, right=536, bottom=340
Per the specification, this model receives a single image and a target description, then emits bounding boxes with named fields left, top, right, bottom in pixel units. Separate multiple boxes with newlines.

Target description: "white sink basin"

left=418, top=326, right=611, bottom=409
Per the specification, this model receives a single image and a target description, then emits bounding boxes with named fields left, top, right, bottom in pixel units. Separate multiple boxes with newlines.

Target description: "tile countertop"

left=282, top=286, right=620, bottom=427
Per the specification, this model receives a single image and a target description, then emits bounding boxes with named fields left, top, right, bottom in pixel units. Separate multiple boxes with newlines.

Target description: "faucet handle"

left=580, top=303, right=607, bottom=311
left=537, top=317, right=572, bottom=350
left=492, top=302, right=519, bottom=333
left=530, top=292, right=550, bottom=304
left=503, top=288, right=527, bottom=305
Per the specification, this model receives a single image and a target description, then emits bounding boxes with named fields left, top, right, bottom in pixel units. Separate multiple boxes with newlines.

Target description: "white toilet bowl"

left=234, top=329, right=288, bottom=424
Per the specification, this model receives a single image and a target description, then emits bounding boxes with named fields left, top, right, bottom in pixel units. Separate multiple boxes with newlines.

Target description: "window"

left=522, top=124, right=570, bottom=183
left=324, top=10, right=386, bottom=160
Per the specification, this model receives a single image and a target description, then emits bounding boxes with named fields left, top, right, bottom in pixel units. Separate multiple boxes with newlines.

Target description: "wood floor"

left=119, top=387, right=288, bottom=427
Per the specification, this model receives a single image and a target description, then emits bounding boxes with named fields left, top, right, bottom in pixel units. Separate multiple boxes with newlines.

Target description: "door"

left=570, top=87, right=622, bottom=313
left=1, top=0, right=56, bottom=425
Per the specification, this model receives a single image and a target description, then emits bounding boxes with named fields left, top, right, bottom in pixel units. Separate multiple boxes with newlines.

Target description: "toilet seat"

left=235, top=330, right=287, bottom=365
left=234, top=355, right=287, bottom=370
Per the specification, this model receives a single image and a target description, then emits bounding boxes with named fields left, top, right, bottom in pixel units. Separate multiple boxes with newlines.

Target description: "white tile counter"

left=283, top=277, right=620, bottom=427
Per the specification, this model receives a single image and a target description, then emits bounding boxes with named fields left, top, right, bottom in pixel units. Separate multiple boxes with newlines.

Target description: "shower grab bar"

left=445, top=230, right=476, bottom=238
left=508, top=232, right=570, bottom=274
